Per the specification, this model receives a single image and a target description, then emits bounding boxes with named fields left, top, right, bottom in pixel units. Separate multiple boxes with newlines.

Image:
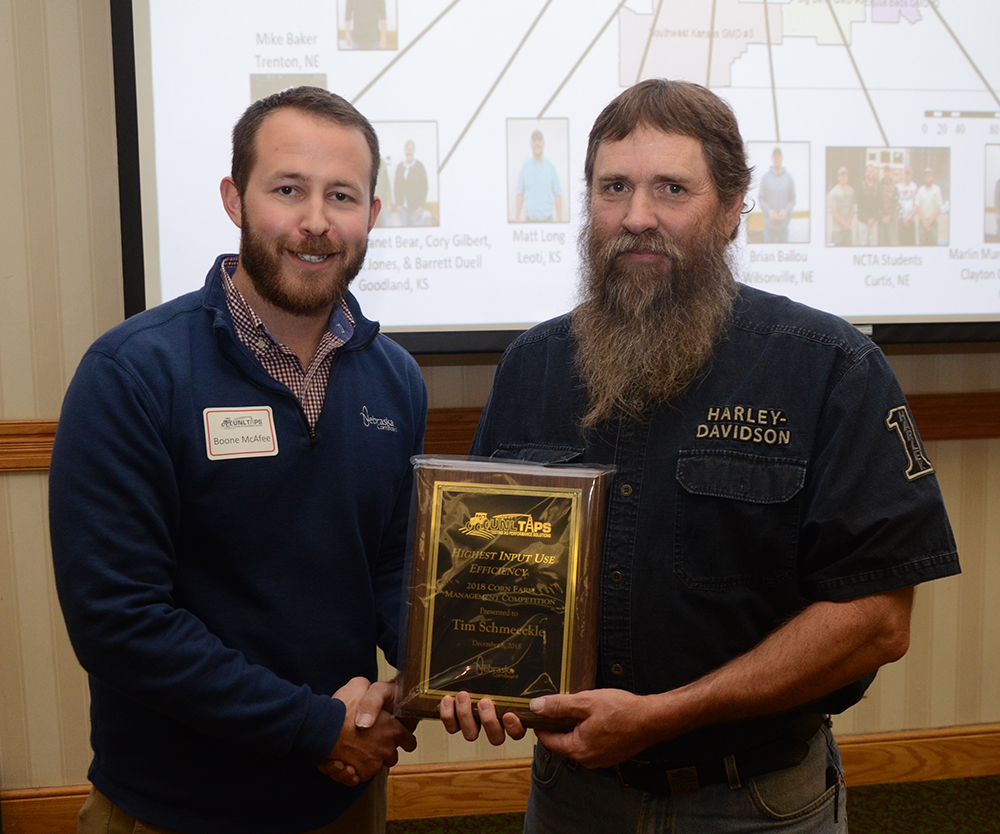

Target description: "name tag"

left=203, top=407, right=279, bottom=460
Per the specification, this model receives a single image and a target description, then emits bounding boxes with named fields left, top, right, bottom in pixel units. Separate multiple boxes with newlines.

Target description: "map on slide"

left=622, top=0, right=932, bottom=88
left=145, top=0, right=1000, bottom=331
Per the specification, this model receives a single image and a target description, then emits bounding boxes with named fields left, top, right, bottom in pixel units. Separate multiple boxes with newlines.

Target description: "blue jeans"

left=524, top=725, right=847, bottom=834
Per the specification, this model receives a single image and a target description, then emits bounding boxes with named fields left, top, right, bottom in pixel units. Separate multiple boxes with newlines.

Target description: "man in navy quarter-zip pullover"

left=50, top=87, right=425, bottom=834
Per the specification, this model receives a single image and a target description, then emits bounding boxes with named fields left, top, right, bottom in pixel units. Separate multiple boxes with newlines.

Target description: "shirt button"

left=610, top=663, right=624, bottom=676
left=620, top=483, right=633, bottom=497
left=256, top=338, right=268, bottom=350
left=610, top=570, right=624, bottom=584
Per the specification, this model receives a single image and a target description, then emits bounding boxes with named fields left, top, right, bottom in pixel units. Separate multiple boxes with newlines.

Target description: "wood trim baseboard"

left=422, top=407, right=483, bottom=456
left=388, top=758, right=531, bottom=820
left=837, top=723, right=1000, bottom=786
left=3, top=725, right=998, bottom=828
left=907, top=392, right=1000, bottom=441
left=2, top=393, right=999, bottom=473
left=0, top=421, right=59, bottom=472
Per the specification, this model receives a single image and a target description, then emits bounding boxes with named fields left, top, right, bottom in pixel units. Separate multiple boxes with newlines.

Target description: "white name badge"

left=203, top=407, right=279, bottom=460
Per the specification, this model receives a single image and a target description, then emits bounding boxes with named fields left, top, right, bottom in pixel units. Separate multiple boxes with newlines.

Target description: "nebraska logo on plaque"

left=395, top=456, right=613, bottom=730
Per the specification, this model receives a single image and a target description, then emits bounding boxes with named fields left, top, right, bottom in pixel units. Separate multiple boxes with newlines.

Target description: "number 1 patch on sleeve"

left=885, top=405, right=935, bottom=482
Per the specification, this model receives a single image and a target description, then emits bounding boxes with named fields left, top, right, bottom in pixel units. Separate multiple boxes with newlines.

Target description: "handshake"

left=318, top=678, right=532, bottom=785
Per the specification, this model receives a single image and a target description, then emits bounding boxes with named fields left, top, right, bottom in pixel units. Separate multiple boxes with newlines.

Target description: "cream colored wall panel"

left=501, top=730, right=535, bottom=760
left=944, top=352, right=1000, bottom=392
left=0, top=2, right=36, bottom=420
left=403, top=721, right=446, bottom=766
left=904, top=578, right=936, bottom=728
left=930, top=439, right=1000, bottom=727
left=422, top=365, right=465, bottom=409
left=459, top=363, right=497, bottom=410
left=48, top=0, right=122, bottom=398
left=831, top=694, right=857, bottom=734
left=0, top=0, right=116, bottom=788
left=929, top=572, right=964, bottom=727
left=837, top=680, right=876, bottom=735
left=409, top=713, right=531, bottom=765
left=841, top=651, right=921, bottom=736
left=444, top=718, right=481, bottom=762
left=397, top=720, right=534, bottom=767
left=49, top=544, right=91, bottom=784
left=883, top=354, right=926, bottom=393
left=0, top=472, right=91, bottom=791
left=13, top=1, right=65, bottom=419
left=924, top=440, right=964, bottom=727
left=420, top=362, right=497, bottom=411
left=45, top=1, right=115, bottom=381
left=875, top=652, right=910, bottom=733
left=968, top=352, right=1000, bottom=390
left=0, top=0, right=121, bottom=422
left=935, top=354, right=977, bottom=393
left=0, top=475, right=32, bottom=788
left=982, top=440, right=1000, bottom=723
left=886, top=351, right=1000, bottom=396
left=74, top=0, right=122, bottom=337
left=954, top=442, right=987, bottom=725
left=5, top=474, right=65, bottom=786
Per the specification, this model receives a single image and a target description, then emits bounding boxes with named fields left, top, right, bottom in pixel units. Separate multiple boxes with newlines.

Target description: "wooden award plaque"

left=395, top=456, right=611, bottom=730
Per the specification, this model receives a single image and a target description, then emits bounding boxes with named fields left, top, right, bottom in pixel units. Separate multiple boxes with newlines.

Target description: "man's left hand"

left=529, top=689, right=657, bottom=769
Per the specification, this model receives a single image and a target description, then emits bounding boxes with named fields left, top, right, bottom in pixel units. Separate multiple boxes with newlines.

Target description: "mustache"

left=597, top=230, right=685, bottom=262
left=283, top=238, right=345, bottom=257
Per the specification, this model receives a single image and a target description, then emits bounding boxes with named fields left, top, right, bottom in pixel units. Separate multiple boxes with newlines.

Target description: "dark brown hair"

left=585, top=79, right=751, bottom=214
left=230, top=86, right=380, bottom=200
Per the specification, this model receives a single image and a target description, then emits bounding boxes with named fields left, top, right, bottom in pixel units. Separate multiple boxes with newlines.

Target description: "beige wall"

left=1, top=0, right=998, bottom=792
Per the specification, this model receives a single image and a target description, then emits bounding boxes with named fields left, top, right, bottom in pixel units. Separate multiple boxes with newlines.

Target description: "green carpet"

left=848, top=776, right=1000, bottom=833
left=387, top=775, right=1000, bottom=833
left=388, top=816, right=522, bottom=833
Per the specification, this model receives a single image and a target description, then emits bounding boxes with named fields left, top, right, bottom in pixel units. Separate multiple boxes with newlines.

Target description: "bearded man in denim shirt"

left=431, top=80, right=960, bottom=833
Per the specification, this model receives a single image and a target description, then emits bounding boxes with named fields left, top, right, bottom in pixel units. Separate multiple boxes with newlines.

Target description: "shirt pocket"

left=674, top=449, right=806, bottom=591
left=492, top=443, right=585, bottom=464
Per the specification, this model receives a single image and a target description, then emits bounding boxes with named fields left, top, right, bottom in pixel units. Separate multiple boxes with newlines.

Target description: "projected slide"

left=139, top=0, right=1000, bottom=334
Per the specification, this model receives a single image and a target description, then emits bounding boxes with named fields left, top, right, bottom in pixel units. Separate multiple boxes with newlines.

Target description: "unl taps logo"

left=460, top=512, right=553, bottom=539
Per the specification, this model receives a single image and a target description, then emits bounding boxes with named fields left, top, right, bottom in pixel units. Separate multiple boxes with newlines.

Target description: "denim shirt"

left=472, top=285, right=959, bottom=766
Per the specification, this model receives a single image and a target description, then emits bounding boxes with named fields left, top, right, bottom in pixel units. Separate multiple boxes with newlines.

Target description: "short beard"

left=239, top=206, right=367, bottom=316
left=572, top=208, right=738, bottom=430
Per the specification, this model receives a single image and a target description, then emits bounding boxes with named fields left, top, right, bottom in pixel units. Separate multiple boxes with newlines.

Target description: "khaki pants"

left=78, top=770, right=388, bottom=834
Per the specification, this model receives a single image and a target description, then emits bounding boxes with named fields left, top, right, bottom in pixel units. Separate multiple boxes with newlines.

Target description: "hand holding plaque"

left=394, top=456, right=612, bottom=731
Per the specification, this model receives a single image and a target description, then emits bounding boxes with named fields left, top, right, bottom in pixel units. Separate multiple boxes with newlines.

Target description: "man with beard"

left=435, top=80, right=959, bottom=832
left=49, top=87, right=425, bottom=834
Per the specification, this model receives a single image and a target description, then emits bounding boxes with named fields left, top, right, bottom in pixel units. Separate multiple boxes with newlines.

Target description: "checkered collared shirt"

left=220, top=256, right=355, bottom=430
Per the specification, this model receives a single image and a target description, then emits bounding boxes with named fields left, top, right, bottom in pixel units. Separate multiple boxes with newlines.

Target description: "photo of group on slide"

left=985, top=145, right=1000, bottom=243
left=825, top=147, right=950, bottom=247
left=373, top=122, right=440, bottom=227
left=745, top=142, right=809, bottom=244
left=506, top=118, right=570, bottom=223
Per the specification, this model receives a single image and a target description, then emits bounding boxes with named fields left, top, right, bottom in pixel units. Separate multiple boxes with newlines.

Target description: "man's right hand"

left=318, top=677, right=417, bottom=786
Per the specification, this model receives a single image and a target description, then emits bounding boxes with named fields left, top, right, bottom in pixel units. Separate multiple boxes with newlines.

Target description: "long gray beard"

left=571, top=216, right=738, bottom=430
